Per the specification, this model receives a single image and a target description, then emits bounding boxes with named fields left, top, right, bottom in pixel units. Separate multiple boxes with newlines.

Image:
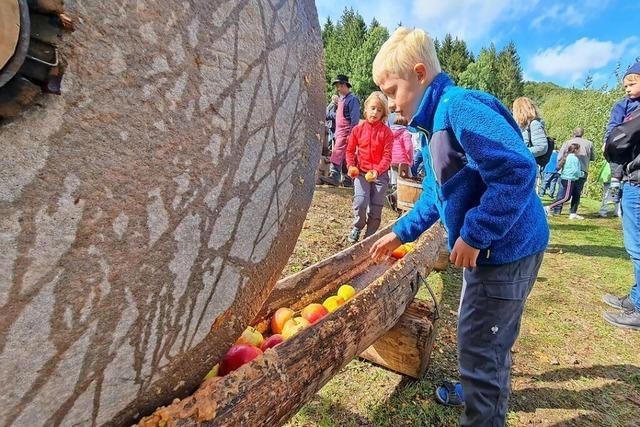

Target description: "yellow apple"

left=337, top=284, right=356, bottom=302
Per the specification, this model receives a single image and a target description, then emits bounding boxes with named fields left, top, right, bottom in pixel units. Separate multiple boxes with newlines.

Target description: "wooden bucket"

left=397, top=177, right=423, bottom=211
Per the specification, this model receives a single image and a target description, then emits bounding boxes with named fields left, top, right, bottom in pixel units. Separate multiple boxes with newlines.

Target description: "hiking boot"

left=342, top=176, right=353, bottom=188
left=603, top=308, right=640, bottom=330
left=347, top=227, right=361, bottom=243
left=602, top=294, right=635, bottom=311
left=569, top=213, right=584, bottom=220
left=319, top=173, right=340, bottom=187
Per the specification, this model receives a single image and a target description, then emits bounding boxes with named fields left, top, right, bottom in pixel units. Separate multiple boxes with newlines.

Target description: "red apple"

left=301, top=303, right=328, bottom=324
left=281, top=317, right=311, bottom=339
left=218, top=344, right=263, bottom=376
left=271, top=307, right=294, bottom=334
left=235, top=326, right=264, bottom=347
left=260, top=334, right=284, bottom=351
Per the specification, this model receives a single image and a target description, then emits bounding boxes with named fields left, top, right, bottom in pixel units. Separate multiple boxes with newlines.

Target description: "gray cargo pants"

left=352, top=172, right=389, bottom=237
left=458, top=251, right=544, bottom=427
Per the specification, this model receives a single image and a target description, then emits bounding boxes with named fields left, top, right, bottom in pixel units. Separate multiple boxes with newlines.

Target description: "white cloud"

left=530, top=4, right=585, bottom=29
left=530, top=37, right=638, bottom=82
left=410, top=0, right=539, bottom=41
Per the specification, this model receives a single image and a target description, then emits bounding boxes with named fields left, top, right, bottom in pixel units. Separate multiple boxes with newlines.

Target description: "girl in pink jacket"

left=390, top=115, right=414, bottom=178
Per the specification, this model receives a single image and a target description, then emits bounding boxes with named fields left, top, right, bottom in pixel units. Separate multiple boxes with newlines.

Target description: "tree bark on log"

left=137, top=224, right=446, bottom=426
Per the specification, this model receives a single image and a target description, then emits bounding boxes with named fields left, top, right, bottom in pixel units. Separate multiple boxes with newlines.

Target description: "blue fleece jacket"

left=393, top=73, right=549, bottom=265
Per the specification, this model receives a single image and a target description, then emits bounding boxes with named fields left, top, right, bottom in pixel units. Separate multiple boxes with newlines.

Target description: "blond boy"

left=369, top=28, right=549, bottom=426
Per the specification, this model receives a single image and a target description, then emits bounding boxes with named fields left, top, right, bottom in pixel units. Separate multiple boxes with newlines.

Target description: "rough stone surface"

left=0, top=1, right=324, bottom=425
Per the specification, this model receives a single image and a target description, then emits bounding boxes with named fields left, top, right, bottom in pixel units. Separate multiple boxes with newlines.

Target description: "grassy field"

left=284, top=187, right=640, bottom=427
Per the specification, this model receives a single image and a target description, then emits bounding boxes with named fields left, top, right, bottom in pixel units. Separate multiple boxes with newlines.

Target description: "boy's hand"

left=347, top=166, right=360, bottom=178
left=370, top=232, right=402, bottom=262
left=450, top=237, right=480, bottom=268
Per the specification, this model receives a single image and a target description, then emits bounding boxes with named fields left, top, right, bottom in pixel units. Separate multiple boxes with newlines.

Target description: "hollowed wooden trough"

left=138, top=223, right=446, bottom=426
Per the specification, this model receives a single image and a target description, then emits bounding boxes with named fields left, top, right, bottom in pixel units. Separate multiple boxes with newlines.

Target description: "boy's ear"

left=413, top=63, right=427, bottom=83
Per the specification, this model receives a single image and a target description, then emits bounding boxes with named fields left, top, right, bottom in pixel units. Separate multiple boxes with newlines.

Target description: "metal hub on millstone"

left=0, top=0, right=30, bottom=87
left=0, top=0, right=71, bottom=121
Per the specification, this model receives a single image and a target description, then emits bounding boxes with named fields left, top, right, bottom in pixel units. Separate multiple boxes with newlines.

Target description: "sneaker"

left=602, top=294, right=635, bottom=311
left=569, top=213, right=584, bottom=220
left=603, top=309, right=640, bottom=330
left=347, top=228, right=361, bottom=243
left=543, top=206, right=550, bottom=216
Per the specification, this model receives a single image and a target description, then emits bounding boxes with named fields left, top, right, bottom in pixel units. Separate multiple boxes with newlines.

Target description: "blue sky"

left=315, top=0, right=640, bottom=89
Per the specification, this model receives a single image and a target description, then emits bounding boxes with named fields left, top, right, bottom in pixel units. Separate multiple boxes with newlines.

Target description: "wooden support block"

left=434, top=249, right=450, bottom=272
left=360, top=298, right=437, bottom=379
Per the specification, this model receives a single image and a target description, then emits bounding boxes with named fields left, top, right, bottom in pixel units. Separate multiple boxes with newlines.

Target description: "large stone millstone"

left=0, top=1, right=324, bottom=425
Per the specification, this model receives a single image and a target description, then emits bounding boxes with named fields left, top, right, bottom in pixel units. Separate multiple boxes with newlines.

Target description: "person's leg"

left=569, top=177, right=586, bottom=215
left=549, top=180, right=573, bottom=215
left=364, top=172, right=389, bottom=238
left=621, top=183, right=640, bottom=311
left=600, top=183, right=611, bottom=217
left=350, top=176, right=369, bottom=242
left=549, top=173, right=559, bottom=198
left=412, top=149, right=423, bottom=177
left=458, top=253, right=544, bottom=427
left=603, top=183, right=640, bottom=328
left=341, top=161, right=353, bottom=188
left=538, top=171, right=548, bottom=196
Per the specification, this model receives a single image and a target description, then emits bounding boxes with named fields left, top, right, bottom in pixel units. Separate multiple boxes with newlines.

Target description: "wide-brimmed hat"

left=332, top=74, right=352, bottom=87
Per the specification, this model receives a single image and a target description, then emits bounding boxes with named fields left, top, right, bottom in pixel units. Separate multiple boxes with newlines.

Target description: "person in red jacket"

left=345, top=91, right=393, bottom=243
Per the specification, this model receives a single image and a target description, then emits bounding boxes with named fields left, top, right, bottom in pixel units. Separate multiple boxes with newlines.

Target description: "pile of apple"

left=206, top=284, right=357, bottom=379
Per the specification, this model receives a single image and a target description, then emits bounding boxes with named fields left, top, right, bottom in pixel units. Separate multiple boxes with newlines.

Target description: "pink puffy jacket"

left=390, top=125, right=414, bottom=166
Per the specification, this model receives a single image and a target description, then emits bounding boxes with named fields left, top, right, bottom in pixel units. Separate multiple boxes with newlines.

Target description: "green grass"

left=286, top=197, right=640, bottom=427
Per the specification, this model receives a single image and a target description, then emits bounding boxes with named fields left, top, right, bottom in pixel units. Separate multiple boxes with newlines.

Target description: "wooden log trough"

left=138, top=223, right=446, bottom=427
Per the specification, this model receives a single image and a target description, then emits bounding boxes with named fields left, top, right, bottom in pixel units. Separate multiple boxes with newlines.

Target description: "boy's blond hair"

left=624, top=73, right=640, bottom=84
left=512, top=97, right=541, bottom=129
left=372, top=27, right=441, bottom=85
left=364, top=91, right=389, bottom=124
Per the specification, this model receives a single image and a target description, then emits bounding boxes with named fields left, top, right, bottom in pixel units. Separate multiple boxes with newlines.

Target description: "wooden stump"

left=360, top=298, right=437, bottom=378
left=434, top=249, right=450, bottom=272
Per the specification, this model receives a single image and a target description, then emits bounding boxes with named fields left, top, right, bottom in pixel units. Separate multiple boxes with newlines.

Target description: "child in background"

left=410, top=131, right=426, bottom=177
left=390, top=114, right=414, bottom=180
left=345, top=91, right=393, bottom=243
left=370, top=27, right=548, bottom=426
left=387, top=115, right=414, bottom=211
left=602, top=62, right=640, bottom=330
left=539, top=149, right=559, bottom=198
left=545, top=143, right=584, bottom=216
left=597, top=161, right=620, bottom=217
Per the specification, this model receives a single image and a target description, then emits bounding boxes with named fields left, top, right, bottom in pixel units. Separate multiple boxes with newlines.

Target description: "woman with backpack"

left=513, top=97, right=549, bottom=157
left=513, top=97, right=553, bottom=190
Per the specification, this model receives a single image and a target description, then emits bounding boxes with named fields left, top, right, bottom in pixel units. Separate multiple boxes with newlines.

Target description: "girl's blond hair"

left=364, top=91, right=389, bottom=124
left=372, top=27, right=441, bottom=85
left=624, top=73, right=640, bottom=84
left=512, top=97, right=541, bottom=129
